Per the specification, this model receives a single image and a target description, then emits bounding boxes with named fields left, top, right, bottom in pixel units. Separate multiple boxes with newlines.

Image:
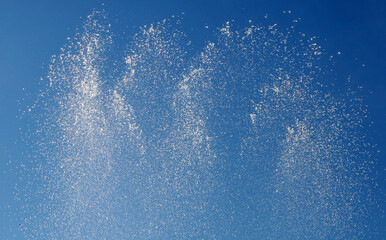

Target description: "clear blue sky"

left=0, top=0, right=385, bottom=239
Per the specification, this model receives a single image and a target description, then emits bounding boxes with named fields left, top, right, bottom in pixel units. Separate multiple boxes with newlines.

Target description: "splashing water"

left=18, top=11, right=377, bottom=239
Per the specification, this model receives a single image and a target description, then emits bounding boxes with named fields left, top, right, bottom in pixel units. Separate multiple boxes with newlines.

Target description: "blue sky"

left=1, top=0, right=385, bottom=239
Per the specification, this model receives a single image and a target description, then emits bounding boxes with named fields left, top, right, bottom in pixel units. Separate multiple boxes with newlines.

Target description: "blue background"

left=0, top=0, right=385, bottom=238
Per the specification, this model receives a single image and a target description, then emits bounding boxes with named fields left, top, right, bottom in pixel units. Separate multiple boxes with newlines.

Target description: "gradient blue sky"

left=1, top=0, right=385, bottom=238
